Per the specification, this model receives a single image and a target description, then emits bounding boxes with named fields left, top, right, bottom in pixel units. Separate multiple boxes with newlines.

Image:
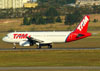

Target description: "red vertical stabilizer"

left=66, top=15, right=91, bottom=42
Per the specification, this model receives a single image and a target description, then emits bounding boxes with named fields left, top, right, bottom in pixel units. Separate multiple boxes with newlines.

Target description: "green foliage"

left=38, top=0, right=76, bottom=5
left=29, top=14, right=46, bottom=25
left=65, top=10, right=82, bottom=25
left=23, top=17, right=30, bottom=25
left=93, top=19, right=98, bottom=23
left=35, top=16, right=46, bottom=25
left=65, top=14, right=74, bottom=25
left=73, top=10, right=82, bottom=23
left=45, top=7, right=59, bottom=23
left=92, top=4, right=100, bottom=14
left=29, top=17, right=36, bottom=24
left=0, top=0, right=100, bottom=19
left=56, top=16, right=62, bottom=23
left=38, top=0, right=48, bottom=3
left=45, top=17, right=55, bottom=23
left=66, top=0, right=76, bottom=4
left=8, top=29, right=14, bottom=32
left=45, top=7, right=59, bottom=17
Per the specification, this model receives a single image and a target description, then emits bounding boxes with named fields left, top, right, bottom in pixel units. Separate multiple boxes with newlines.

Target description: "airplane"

left=2, top=15, right=91, bottom=49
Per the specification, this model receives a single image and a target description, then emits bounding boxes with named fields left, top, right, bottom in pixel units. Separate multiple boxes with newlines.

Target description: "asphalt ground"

left=0, top=47, right=100, bottom=51
left=0, top=67, right=100, bottom=70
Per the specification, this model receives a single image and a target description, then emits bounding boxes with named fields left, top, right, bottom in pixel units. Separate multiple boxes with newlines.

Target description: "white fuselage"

left=3, top=31, right=71, bottom=44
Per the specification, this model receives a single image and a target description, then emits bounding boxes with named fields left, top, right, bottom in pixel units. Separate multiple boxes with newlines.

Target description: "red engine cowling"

left=66, top=32, right=91, bottom=42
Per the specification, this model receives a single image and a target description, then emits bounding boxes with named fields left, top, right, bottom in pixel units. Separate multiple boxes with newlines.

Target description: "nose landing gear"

left=13, top=43, right=16, bottom=49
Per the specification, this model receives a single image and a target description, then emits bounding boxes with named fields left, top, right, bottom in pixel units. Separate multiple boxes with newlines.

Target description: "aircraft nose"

left=2, top=37, right=7, bottom=42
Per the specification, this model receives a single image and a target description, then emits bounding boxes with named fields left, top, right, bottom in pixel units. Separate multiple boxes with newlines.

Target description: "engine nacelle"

left=19, top=41, right=31, bottom=46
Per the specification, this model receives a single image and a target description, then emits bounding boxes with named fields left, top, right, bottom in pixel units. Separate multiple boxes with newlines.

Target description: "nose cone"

left=2, top=37, right=6, bottom=42
left=2, top=37, right=9, bottom=43
left=2, top=36, right=13, bottom=43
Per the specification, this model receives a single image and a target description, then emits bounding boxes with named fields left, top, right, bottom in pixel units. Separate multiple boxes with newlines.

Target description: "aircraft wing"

left=27, top=37, right=52, bottom=44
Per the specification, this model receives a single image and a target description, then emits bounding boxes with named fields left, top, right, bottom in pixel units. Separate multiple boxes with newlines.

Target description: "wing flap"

left=27, top=37, right=52, bottom=44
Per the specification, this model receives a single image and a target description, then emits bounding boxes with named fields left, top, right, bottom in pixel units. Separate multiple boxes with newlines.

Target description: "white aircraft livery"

left=2, top=15, right=91, bottom=49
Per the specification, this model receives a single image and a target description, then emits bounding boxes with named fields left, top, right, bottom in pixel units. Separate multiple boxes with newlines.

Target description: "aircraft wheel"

left=13, top=46, right=16, bottom=49
left=48, top=44, right=52, bottom=49
left=37, top=45, right=41, bottom=49
left=13, top=43, right=16, bottom=49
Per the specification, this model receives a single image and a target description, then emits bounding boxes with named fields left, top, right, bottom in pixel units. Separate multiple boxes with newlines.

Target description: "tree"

left=73, top=10, right=82, bottom=23
left=65, top=10, right=82, bottom=25
left=93, top=19, right=98, bottom=23
left=92, top=4, right=100, bottom=14
left=45, top=7, right=59, bottom=17
left=29, top=17, right=36, bottom=24
left=45, top=17, right=55, bottom=23
left=38, top=0, right=48, bottom=3
left=65, top=14, right=75, bottom=25
left=36, top=16, right=46, bottom=25
left=56, top=16, right=62, bottom=23
left=38, top=0, right=76, bottom=5
left=23, top=17, right=30, bottom=25
left=66, top=0, right=76, bottom=4
left=45, top=7, right=59, bottom=23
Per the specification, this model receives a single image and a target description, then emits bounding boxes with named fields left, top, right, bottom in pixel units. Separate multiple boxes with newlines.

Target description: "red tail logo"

left=66, top=15, right=91, bottom=42
left=74, top=15, right=90, bottom=33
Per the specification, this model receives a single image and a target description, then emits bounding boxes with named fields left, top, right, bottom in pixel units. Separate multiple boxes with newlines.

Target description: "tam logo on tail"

left=77, top=16, right=89, bottom=31
left=66, top=15, right=91, bottom=42
left=74, top=15, right=90, bottom=33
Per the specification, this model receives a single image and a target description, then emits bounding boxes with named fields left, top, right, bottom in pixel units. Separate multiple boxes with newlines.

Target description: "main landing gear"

left=48, top=44, right=52, bottom=49
left=37, top=44, right=52, bottom=49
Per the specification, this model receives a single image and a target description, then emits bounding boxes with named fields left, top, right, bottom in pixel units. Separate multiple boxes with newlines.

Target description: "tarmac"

left=0, top=47, right=100, bottom=51
left=0, top=67, right=100, bottom=70
left=0, top=47, right=100, bottom=70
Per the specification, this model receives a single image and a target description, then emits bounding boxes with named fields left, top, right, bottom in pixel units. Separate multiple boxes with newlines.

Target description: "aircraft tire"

left=48, top=44, right=52, bottom=49
left=13, top=46, right=16, bottom=49
left=37, top=45, right=41, bottom=49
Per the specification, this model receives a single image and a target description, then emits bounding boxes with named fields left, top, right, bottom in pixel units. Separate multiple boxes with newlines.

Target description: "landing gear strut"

left=37, top=44, right=41, bottom=49
left=48, top=44, right=52, bottom=49
left=36, top=43, right=41, bottom=49
left=13, top=43, right=16, bottom=49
